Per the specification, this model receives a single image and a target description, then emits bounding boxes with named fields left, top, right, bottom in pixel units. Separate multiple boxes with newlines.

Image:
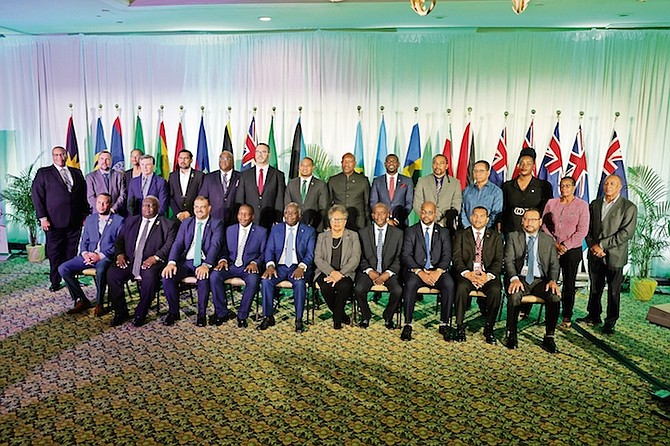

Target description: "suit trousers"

left=210, top=266, right=260, bottom=320
left=559, top=247, right=583, bottom=320
left=58, top=255, right=113, bottom=305
left=316, top=274, right=354, bottom=325
left=353, top=272, right=402, bottom=322
left=162, top=260, right=211, bottom=317
left=506, top=278, right=560, bottom=335
left=403, top=271, right=455, bottom=324
left=587, top=257, right=623, bottom=325
left=260, top=265, right=308, bottom=320
left=454, top=275, right=501, bottom=328
left=46, top=226, right=81, bottom=287
left=106, top=261, right=162, bottom=320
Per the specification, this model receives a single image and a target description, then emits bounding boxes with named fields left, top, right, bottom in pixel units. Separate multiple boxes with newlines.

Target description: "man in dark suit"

left=161, top=196, right=223, bottom=326
left=58, top=193, right=124, bottom=316
left=210, top=204, right=268, bottom=328
left=85, top=150, right=126, bottom=215
left=260, top=202, right=316, bottom=332
left=504, top=208, right=561, bottom=353
left=579, top=174, right=637, bottom=334
left=31, top=145, right=88, bottom=291
left=328, top=152, right=370, bottom=231
left=168, top=149, right=205, bottom=222
left=369, top=154, right=414, bottom=229
left=235, top=143, right=285, bottom=229
left=127, top=154, right=168, bottom=216
left=354, top=202, right=403, bottom=329
left=452, top=206, right=503, bottom=344
left=284, top=157, right=330, bottom=231
left=399, top=201, right=455, bottom=341
left=107, top=195, right=177, bottom=327
left=199, top=150, right=240, bottom=227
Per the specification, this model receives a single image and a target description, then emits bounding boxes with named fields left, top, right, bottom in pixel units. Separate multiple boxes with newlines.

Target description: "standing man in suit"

left=58, top=193, right=124, bottom=316
left=260, top=202, right=316, bottom=332
left=161, top=196, right=223, bottom=326
left=107, top=195, right=177, bottom=327
left=328, top=152, right=370, bottom=231
left=452, top=206, right=503, bottom=344
left=460, top=160, right=502, bottom=229
left=124, top=148, right=143, bottom=194
left=370, top=154, right=414, bottom=230
left=413, top=154, right=462, bottom=232
left=235, top=143, right=285, bottom=229
left=285, top=157, right=330, bottom=231
left=86, top=151, right=126, bottom=215
left=354, top=202, right=403, bottom=329
left=400, top=201, right=455, bottom=341
left=31, top=146, right=88, bottom=292
left=504, top=208, right=561, bottom=353
left=168, top=149, right=205, bottom=222
left=127, top=154, right=168, bottom=216
left=210, top=204, right=267, bottom=328
left=199, top=150, right=240, bottom=227
left=579, top=174, right=637, bottom=334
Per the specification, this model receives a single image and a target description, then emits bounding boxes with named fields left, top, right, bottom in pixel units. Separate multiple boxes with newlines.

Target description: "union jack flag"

left=489, top=127, right=507, bottom=188
left=512, top=119, right=537, bottom=178
left=597, top=129, right=628, bottom=199
left=565, top=125, right=589, bottom=202
left=241, top=116, right=256, bottom=171
left=538, top=121, right=563, bottom=196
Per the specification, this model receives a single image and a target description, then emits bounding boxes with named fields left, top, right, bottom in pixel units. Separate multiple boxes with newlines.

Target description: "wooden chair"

left=224, top=277, right=256, bottom=320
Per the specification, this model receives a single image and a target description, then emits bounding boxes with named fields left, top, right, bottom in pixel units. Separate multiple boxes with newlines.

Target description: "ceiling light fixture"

left=259, top=16, right=272, bottom=22
left=511, top=0, right=531, bottom=15
left=409, top=0, right=437, bottom=17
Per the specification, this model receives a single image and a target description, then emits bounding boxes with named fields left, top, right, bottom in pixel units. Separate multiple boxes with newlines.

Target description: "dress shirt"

left=299, top=175, right=312, bottom=197
left=141, top=174, right=154, bottom=197
left=256, top=166, right=268, bottom=191
left=602, top=195, right=621, bottom=220
left=182, top=217, right=209, bottom=264
left=266, top=223, right=308, bottom=271
left=179, top=168, right=192, bottom=196
left=363, top=223, right=394, bottom=276
left=461, top=181, right=503, bottom=228
left=56, top=165, right=73, bottom=188
left=459, top=227, right=495, bottom=279
left=134, top=215, right=158, bottom=252
left=524, top=232, right=541, bottom=280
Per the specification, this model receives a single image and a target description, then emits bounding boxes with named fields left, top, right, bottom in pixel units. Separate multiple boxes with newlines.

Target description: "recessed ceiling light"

left=259, top=16, right=272, bottom=22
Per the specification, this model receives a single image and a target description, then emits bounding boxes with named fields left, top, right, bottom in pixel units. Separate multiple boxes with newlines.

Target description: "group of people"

left=31, top=143, right=637, bottom=353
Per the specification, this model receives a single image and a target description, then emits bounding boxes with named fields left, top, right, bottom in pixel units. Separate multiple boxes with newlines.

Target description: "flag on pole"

left=134, top=115, right=145, bottom=154
left=195, top=115, right=210, bottom=173
left=110, top=116, right=125, bottom=171
left=155, top=117, right=170, bottom=180
left=513, top=119, right=536, bottom=178
left=222, top=118, right=233, bottom=155
left=289, top=117, right=303, bottom=179
left=597, top=129, right=628, bottom=199
left=442, top=121, right=454, bottom=177
left=537, top=121, right=564, bottom=197
left=565, top=125, right=589, bottom=202
left=490, top=127, right=508, bottom=188
left=402, top=123, right=422, bottom=184
left=354, top=119, right=365, bottom=174
left=65, top=116, right=80, bottom=169
left=268, top=114, right=278, bottom=169
left=373, top=115, right=388, bottom=177
left=241, top=116, right=256, bottom=171
left=93, top=117, right=107, bottom=170
left=421, top=137, right=434, bottom=178
left=456, top=121, right=474, bottom=190
left=172, top=117, right=185, bottom=172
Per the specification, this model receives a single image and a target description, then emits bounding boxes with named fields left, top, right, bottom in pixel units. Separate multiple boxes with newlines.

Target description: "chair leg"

left=537, top=303, right=544, bottom=325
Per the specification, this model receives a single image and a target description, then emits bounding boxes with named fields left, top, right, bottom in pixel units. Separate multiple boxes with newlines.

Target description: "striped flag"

left=222, top=118, right=233, bottom=155
left=456, top=121, right=474, bottom=190
left=155, top=118, right=170, bottom=180
left=93, top=117, right=107, bottom=170
left=373, top=115, right=388, bottom=177
left=490, top=127, right=508, bottom=188
left=402, top=123, right=422, bottom=184
left=134, top=115, right=145, bottom=154
left=289, top=117, right=304, bottom=179
left=195, top=115, right=210, bottom=173
left=538, top=121, right=564, bottom=197
left=172, top=117, right=185, bottom=172
left=442, top=122, right=454, bottom=177
left=565, top=125, right=589, bottom=202
left=354, top=119, right=365, bottom=174
left=65, top=116, right=80, bottom=168
left=110, top=116, right=125, bottom=171
left=241, top=116, right=257, bottom=171
left=268, top=115, right=278, bottom=169
left=597, top=130, right=628, bottom=199
left=513, top=119, right=536, bottom=178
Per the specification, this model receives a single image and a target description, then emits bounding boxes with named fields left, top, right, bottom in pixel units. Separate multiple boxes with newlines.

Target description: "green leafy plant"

left=627, top=165, right=670, bottom=278
left=0, top=162, right=40, bottom=246
left=279, top=143, right=340, bottom=182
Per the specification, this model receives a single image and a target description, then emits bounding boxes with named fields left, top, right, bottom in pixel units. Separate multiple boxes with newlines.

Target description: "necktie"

left=60, top=168, right=72, bottom=192
left=193, top=222, right=203, bottom=267
left=132, top=219, right=151, bottom=277
left=103, top=172, right=110, bottom=191
left=235, top=227, right=249, bottom=267
left=436, top=177, right=443, bottom=196
left=474, top=232, right=483, bottom=270
left=376, top=228, right=384, bottom=272
left=424, top=227, right=432, bottom=269
left=526, top=236, right=537, bottom=284
left=141, top=176, right=149, bottom=198
left=222, top=173, right=228, bottom=195
left=285, top=227, right=295, bottom=266
left=301, top=179, right=307, bottom=203
left=258, top=168, right=264, bottom=195
left=389, top=176, right=395, bottom=201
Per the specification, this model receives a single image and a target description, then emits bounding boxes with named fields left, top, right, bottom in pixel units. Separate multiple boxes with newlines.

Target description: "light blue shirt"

left=461, top=181, right=503, bottom=228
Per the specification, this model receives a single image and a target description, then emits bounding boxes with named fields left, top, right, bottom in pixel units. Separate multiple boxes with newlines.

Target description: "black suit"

left=451, top=227, right=503, bottom=328
left=285, top=176, right=330, bottom=231
left=354, top=224, right=403, bottom=322
left=235, top=166, right=285, bottom=229
left=168, top=169, right=205, bottom=217
left=199, top=169, right=240, bottom=227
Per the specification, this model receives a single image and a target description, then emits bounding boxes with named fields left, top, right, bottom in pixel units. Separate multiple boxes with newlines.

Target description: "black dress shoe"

left=602, top=322, right=616, bottom=334
left=237, top=317, right=248, bottom=328
left=333, top=321, right=343, bottom=330
left=438, top=324, right=449, bottom=335
left=49, top=283, right=63, bottom=292
left=576, top=316, right=602, bottom=326
left=163, top=313, right=180, bottom=326
left=484, top=325, right=497, bottom=345
left=342, top=314, right=351, bottom=325
left=257, top=316, right=275, bottom=330
left=505, top=333, right=518, bottom=350
left=358, top=319, right=369, bottom=329
left=455, top=327, right=466, bottom=342
left=384, top=319, right=395, bottom=330
left=111, top=312, right=130, bottom=327
left=542, top=336, right=558, bottom=353
left=196, top=315, right=206, bottom=327
left=132, top=317, right=145, bottom=327
left=222, top=312, right=237, bottom=322
left=400, top=325, right=412, bottom=341
left=295, top=320, right=305, bottom=333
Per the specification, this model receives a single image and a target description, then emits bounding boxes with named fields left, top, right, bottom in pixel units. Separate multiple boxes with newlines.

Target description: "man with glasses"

left=460, top=160, right=502, bottom=230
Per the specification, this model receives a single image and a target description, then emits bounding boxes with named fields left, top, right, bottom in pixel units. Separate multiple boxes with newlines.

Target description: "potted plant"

left=0, top=161, right=45, bottom=262
left=627, top=165, right=670, bottom=301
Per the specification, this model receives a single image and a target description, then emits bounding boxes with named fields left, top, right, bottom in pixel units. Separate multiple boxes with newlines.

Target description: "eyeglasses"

left=522, top=217, right=541, bottom=222
left=330, top=217, right=347, bottom=222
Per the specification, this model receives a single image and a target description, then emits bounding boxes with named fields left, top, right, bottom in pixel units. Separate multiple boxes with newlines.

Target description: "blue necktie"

left=376, top=228, right=384, bottom=272
left=285, top=227, right=295, bottom=266
left=193, top=222, right=203, bottom=267
left=526, top=236, right=536, bottom=284
left=103, top=172, right=110, bottom=191
left=424, top=228, right=432, bottom=269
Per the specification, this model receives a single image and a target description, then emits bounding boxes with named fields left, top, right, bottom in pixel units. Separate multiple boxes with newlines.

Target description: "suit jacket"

left=400, top=223, right=452, bottom=272
left=168, top=169, right=205, bottom=216
left=167, top=216, right=224, bottom=267
left=265, top=222, right=317, bottom=273
left=370, top=174, right=414, bottom=225
left=235, top=166, right=285, bottom=229
left=127, top=174, right=169, bottom=216
left=199, top=169, right=240, bottom=226
left=285, top=176, right=330, bottom=231
left=504, top=230, right=559, bottom=283
left=357, top=224, right=403, bottom=275
left=586, top=196, right=637, bottom=268
left=328, top=172, right=370, bottom=230
left=452, top=226, right=503, bottom=278
left=85, top=169, right=126, bottom=214
left=78, top=213, right=125, bottom=259
left=314, top=229, right=361, bottom=279
left=413, top=174, right=462, bottom=228
left=31, top=165, right=88, bottom=229
left=114, top=215, right=177, bottom=263
left=220, top=223, right=267, bottom=267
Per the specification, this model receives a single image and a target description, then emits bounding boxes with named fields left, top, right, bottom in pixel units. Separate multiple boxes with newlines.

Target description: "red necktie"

left=474, top=232, right=483, bottom=270
left=258, top=168, right=264, bottom=195
left=389, top=176, right=395, bottom=201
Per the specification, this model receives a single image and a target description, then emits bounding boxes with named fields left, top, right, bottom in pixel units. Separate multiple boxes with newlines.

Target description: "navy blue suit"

left=198, top=169, right=240, bottom=226
left=58, top=213, right=124, bottom=305
left=210, top=223, right=267, bottom=320
left=162, top=216, right=224, bottom=317
left=127, top=174, right=169, bottom=216
left=261, top=222, right=316, bottom=320
left=370, top=174, right=414, bottom=229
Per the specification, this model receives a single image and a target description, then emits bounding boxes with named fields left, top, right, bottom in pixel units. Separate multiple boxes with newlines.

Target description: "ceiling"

left=1, top=0, right=668, bottom=36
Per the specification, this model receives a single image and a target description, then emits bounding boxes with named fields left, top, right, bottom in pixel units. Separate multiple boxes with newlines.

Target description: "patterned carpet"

left=0, top=256, right=669, bottom=445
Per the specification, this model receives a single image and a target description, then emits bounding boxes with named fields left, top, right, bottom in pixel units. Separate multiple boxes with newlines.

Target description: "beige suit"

left=413, top=174, right=462, bottom=227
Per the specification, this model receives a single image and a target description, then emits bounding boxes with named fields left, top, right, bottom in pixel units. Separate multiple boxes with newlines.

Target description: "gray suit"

left=86, top=169, right=126, bottom=214
left=413, top=174, right=462, bottom=230
left=285, top=176, right=330, bottom=231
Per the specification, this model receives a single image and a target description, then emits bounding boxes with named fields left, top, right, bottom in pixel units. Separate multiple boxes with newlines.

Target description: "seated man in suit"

left=210, top=204, right=267, bottom=328
left=504, top=208, right=561, bottom=353
left=353, top=202, right=403, bottom=329
left=199, top=150, right=240, bottom=227
left=58, top=193, right=125, bottom=316
left=260, top=202, right=316, bottom=332
left=284, top=157, right=330, bottom=231
left=85, top=151, right=126, bottom=215
left=107, top=195, right=177, bottom=327
left=452, top=206, right=503, bottom=344
left=168, top=149, right=205, bottom=222
left=400, top=201, right=455, bottom=341
left=161, top=196, right=224, bottom=326
left=127, top=154, right=168, bottom=216
left=370, top=154, right=414, bottom=229
left=413, top=154, right=461, bottom=232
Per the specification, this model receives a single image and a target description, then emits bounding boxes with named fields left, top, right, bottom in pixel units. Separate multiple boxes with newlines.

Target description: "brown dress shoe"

left=94, top=304, right=106, bottom=317
left=66, top=299, right=91, bottom=315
